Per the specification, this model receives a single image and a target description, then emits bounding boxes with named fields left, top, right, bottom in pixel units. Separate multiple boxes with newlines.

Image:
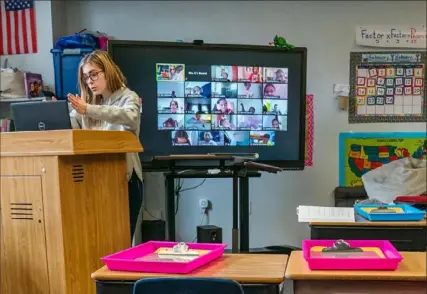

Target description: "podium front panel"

left=1, top=176, right=50, bottom=294
left=1, top=152, right=132, bottom=294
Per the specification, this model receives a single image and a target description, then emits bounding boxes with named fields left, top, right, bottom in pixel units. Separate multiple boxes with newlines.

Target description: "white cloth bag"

left=362, top=157, right=427, bottom=204
left=0, top=58, right=26, bottom=98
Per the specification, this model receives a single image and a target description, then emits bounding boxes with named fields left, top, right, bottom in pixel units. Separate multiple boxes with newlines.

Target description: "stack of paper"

left=297, top=205, right=355, bottom=223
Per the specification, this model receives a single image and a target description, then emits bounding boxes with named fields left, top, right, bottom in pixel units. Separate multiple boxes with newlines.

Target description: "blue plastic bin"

left=354, top=203, right=426, bottom=222
left=51, top=48, right=94, bottom=100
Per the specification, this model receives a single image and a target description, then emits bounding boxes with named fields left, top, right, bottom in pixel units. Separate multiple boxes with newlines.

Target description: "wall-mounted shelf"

left=0, top=97, right=45, bottom=103
left=0, top=97, right=45, bottom=119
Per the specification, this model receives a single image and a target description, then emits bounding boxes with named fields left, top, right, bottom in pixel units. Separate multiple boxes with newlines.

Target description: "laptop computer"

left=11, top=100, right=72, bottom=131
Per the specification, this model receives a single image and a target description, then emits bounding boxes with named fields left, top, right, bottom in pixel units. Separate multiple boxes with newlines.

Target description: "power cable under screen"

left=175, top=178, right=207, bottom=215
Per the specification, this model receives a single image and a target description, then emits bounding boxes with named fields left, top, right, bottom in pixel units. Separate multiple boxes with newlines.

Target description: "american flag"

left=0, top=0, right=37, bottom=55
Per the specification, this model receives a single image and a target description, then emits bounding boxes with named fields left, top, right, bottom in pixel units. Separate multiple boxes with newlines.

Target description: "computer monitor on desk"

left=11, top=100, right=72, bottom=131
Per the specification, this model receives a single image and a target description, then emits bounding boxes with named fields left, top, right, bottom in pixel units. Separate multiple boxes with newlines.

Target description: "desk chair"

left=133, top=277, right=244, bottom=294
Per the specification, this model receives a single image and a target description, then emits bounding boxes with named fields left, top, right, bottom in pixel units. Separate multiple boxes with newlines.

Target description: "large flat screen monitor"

left=108, top=40, right=307, bottom=170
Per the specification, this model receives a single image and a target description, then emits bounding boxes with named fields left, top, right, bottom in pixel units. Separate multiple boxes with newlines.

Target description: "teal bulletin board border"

left=338, top=132, right=426, bottom=186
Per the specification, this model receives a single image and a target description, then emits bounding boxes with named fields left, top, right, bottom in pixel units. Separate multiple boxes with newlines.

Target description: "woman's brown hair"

left=77, top=50, right=127, bottom=106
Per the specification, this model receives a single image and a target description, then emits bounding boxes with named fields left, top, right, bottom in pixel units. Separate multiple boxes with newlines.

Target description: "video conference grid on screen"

left=157, top=64, right=289, bottom=147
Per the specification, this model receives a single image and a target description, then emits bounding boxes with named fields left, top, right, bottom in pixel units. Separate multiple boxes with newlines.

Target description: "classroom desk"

left=285, top=251, right=427, bottom=294
left=310, top=217, right=427, bottom=251
left=91, top=254, right=288, bottom=294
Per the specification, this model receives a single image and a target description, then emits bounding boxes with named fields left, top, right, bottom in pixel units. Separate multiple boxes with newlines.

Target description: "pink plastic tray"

left=302, top=240, right=403, bottom=271
left=101, top=241, right=227, bottom=274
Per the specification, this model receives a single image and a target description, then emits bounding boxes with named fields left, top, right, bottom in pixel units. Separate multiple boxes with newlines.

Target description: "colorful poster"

left=305, top=94, right=314, bottom=166
left=339, top=132, right=427, bottom=187
left=355, top=25, right=426, bottom=49
left=349, top=51, right=426, bottom=123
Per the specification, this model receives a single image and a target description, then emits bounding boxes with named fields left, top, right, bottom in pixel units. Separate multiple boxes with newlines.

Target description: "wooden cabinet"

left=0, top=130, right=143, bottom=294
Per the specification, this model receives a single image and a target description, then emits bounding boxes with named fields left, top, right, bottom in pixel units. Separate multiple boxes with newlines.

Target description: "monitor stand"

left=153, top=154, right=283, bottom=253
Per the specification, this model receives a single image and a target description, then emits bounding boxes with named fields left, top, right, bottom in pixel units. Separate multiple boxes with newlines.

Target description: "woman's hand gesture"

left=67, top=93, right=87, bottom=115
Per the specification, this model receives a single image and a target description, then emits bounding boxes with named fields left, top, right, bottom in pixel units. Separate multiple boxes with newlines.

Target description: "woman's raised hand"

left=68, top=93, right=87, bottom=114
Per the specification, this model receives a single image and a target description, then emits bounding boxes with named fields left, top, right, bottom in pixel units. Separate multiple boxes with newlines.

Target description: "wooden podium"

left=0, top=130, right=143, bottom=294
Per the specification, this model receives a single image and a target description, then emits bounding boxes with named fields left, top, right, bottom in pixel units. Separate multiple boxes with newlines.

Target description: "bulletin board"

left=349, top=51, right=426, bottom=123
left=304, top=94, right=314, bottom=166
left=339, top=132, right=427, bottom=187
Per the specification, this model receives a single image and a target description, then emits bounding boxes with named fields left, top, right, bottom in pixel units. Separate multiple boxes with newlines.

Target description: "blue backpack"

left=54, top=31, right=100, bottom=50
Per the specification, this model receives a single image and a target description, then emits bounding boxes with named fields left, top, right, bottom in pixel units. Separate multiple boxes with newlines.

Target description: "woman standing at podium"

left=52, top=50, right=143, bottom=242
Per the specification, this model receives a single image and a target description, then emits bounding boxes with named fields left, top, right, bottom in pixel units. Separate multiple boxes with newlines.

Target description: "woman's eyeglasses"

left=83, top=71, right=102, bottom=83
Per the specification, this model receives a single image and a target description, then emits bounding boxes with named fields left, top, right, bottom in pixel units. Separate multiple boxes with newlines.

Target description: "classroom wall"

left=0, top=1, right=55, bottom=89
left=13, top=1, right=427, bottom=248
left=51, top=1, right=67, bottom=44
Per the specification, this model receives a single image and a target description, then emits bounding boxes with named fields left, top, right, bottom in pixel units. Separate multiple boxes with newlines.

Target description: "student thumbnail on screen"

left=184, top=97, right=211, bottom=114
left=212, top=114, right=238, bottom=130
left=157, top=81, right=185, bottom=98
left=238, top=99, right=263, bottom=115
left=198, top=131, right=225, bottom=146
left=237, top=66, right=263, bottom=83
left=250, top=131, right=275, bottom=146
left=184, top=81, right=211, bottom=98
left=262, top=99, right=288, bottom=115
left=211, top=98, right=237, bottom=115
left=211, top=82, right=238, bottom=98
left=184, top=113, right=212, bottom=131
left=185, top=65, right=211, bottom=82
left=158, top=114, right=184, bottom=130
left=237, top=82, right=263, bottom=98
left=224, top=131, right=250, bottom=146
left=263, top=67, right=288, bottom=83
left=158, top=98, right=185, bottom=114
left=171, top=130, right=198, bottom=146
left=263, top=83, right=288, bottom=99
left=262, top=115, right=287, bottom=131
left=237, top=114, right=263, bottom=131
left=156, top=63, right=185, bottom=81
left=211, top=65, right=238, bottom=82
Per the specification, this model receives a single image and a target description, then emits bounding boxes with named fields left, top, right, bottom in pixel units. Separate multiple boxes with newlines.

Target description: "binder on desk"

left=297, top=205, right=356, bottom=223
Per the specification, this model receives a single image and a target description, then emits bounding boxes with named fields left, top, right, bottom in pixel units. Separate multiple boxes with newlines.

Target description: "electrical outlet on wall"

left=199, top=199, right=211, bottom=214
left=199, top=199, right=209, bottom=209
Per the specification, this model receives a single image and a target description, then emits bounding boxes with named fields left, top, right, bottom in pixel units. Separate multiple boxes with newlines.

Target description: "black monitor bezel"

left=108, top=40, right=307, bottom=171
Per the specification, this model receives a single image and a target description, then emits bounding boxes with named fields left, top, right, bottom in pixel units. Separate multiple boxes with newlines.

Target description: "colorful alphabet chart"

left=349, top=51, right=426, bottom=123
